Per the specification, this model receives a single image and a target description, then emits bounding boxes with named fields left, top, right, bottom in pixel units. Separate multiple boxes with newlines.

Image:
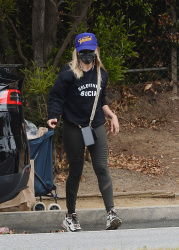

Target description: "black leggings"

left=62, top=120, right=114, bottom=214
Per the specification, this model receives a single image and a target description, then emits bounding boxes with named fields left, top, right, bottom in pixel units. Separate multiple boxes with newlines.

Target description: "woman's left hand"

left=111, top=114, right=119, bottom=136
left=102, top=105, right=120, bottom=136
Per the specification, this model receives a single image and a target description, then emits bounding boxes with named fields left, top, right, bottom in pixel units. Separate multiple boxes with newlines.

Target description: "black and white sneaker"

left=62, top=213, right=82, bottom=232
left=106, top=208, right=122, bottom=230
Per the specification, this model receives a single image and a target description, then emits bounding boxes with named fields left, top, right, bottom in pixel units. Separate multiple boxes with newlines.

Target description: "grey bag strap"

left=89, top=69, right=101, bottom=127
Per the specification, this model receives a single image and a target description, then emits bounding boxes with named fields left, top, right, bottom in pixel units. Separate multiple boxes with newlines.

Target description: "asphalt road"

left=1, top=227, right=179, bottom=250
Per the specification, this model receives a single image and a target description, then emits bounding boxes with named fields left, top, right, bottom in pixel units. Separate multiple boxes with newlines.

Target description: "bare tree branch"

left=52, top=0, right=93, bottom=72
left=47, top=0, right=64, bottom=8
left=57, top=0, right=64, bottom=8
left=60, top=13, right=79, bottom=18
left=6, top=17, right=28, bottom=67
left=48, top=0, right=57, bottom=8
left=0, top=20, right=15, bottom=64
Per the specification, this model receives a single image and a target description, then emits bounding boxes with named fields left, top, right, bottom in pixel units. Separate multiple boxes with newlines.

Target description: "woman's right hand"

left=47, top=118, right=57, bottom=129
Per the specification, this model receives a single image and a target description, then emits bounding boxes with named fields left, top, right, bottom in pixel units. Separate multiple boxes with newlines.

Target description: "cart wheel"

left=47, top=203, right=61, bottom=211
left=33, top=202, right=46, bottom=211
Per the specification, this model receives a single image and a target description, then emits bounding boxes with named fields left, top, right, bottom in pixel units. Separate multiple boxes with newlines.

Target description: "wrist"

left=111, top=113, right=117, bottom=119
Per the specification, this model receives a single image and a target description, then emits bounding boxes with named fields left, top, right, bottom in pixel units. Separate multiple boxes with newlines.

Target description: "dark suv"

left=0, top=67, right=31, bottom=204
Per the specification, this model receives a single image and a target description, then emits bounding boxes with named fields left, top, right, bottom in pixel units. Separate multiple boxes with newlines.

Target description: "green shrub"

left=93, top=10, right=138, bottom=84
left=21, top=64, right=58, bottom=127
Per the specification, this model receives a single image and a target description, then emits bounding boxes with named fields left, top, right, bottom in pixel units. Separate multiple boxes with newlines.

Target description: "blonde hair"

left=68, top=47, right=105, bottom=81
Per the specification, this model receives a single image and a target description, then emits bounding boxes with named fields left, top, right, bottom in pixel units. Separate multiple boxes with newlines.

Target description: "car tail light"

left=0, top=89, right=22, bottom=105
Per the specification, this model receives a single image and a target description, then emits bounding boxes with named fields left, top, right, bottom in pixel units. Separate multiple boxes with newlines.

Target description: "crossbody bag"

left=80, top=70, right=101, bottom=146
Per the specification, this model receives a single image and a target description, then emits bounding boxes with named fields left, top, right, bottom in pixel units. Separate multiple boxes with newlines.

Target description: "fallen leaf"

left=144, top=83, right=153, bottom=92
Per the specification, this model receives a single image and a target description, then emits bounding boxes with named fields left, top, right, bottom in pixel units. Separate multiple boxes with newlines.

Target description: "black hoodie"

left=48, top=64, right=108, bottom=127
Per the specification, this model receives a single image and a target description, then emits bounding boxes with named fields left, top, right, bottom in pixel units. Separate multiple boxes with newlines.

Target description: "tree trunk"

left=32, top=0, right=59, bottom=67
left=44, top=0, right=58, bottom=63
left=74, top=0, right=88, bottom=29
left=171, top=6, right=178, bottom=94
left=32, top=0, right=46, bottom=67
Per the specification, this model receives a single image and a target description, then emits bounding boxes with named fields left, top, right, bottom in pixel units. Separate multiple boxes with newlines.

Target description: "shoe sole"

left=106, top=218, right=122, bottom=230
left=61, top=222, right=82, bottom=232
left=61, top=222, right=70, bottom=232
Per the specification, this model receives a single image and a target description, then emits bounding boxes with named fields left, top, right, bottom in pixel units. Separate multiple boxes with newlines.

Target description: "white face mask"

left=78, top=50, right=95, bottom=64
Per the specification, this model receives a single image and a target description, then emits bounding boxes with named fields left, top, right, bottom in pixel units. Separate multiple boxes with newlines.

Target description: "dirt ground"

left=52, top=81, right=179, bottom=210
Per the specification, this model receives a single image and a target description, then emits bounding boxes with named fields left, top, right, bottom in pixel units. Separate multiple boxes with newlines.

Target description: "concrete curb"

left=55, top=191, right=177, bottom=199
left=0, top=205, right=179, bottom=233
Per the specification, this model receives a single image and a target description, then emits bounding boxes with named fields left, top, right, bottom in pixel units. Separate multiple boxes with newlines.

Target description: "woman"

left=47, top=32, right=122, bottom=232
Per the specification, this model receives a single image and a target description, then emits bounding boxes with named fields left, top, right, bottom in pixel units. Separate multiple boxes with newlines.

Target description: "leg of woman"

left=62, top=120, right=85, bottom=214
left=88, top=124, right=114, bottom=212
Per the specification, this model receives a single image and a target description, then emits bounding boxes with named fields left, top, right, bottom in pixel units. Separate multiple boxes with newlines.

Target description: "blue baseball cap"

left=75, top=33, right=97, bottom=52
